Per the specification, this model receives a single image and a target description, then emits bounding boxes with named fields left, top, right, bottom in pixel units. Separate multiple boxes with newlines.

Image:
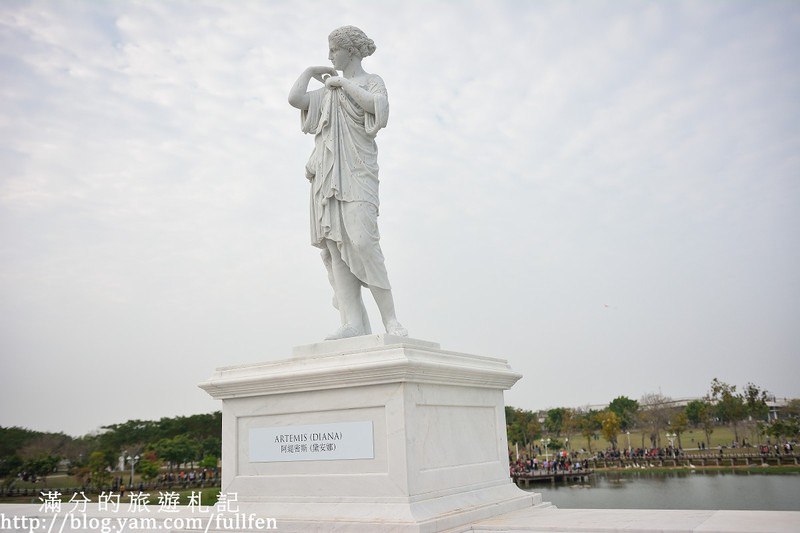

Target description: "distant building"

left=766, top=396, right=791, bottom=422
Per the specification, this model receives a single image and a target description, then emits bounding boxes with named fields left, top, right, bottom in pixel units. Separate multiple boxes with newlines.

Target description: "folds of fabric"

left=301, top=75, right=391, bottom=290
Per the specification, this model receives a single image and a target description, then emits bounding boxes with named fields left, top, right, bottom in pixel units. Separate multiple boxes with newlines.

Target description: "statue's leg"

left=320, top=247, right=341, bottom=311
left=368, top=286, right=407, bottom=337
left=322, top=239, right=370, bottom=332
left=337, top=202, right=405, bottom=337
left=324, top=239, right=366, bottom=339
left=359, top=296, right=372, bottom=335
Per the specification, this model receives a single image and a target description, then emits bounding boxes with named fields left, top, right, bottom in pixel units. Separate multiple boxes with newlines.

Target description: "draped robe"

left=300, top=74, right=391, bottom=290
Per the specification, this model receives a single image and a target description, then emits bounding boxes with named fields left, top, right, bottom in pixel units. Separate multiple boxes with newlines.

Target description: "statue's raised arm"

left=291, top=26, right=407, bottom=341
left=288, top=66, right=337, bottom=110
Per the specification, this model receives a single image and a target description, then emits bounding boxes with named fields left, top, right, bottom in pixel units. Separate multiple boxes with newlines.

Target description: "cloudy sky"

left=1, top=0, right=798, bottom=437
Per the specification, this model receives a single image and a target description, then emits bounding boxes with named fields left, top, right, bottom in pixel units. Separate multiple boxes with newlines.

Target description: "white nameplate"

left=249, top=421, right=374, bottom=462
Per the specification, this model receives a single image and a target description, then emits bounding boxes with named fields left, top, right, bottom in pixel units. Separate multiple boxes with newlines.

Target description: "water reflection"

left=527, top=471, right=800, bottom=510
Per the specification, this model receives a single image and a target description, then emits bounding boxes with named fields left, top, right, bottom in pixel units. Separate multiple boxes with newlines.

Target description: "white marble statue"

left=288, top=26, right=407, bottom=341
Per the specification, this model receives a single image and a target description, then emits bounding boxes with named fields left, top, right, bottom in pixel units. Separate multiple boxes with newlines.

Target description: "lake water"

left=526, top=471, right=800, bottom=511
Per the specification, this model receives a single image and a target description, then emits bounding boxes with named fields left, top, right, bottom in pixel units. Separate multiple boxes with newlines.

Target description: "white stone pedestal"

left=198, top=335, right=542, bottom=532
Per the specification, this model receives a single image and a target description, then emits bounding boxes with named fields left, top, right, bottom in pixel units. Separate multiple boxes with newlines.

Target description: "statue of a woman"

left=288, top=26, right=407, bottom=341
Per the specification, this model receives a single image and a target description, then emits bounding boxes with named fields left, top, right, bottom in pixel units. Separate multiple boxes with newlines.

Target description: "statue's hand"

left=325, top=76, right=344, bottom=89
left=308, top=66, right=338, bottom=83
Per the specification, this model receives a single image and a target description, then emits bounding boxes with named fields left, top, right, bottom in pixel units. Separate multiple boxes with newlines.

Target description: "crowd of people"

left=759, top=442, right=795, bottom=455
left=158, top=469, right=217, bottom=484
left=509, top=452, right=590, bottom=476
left=110, top=468, right=219, bottom=494
left=595, top=446, right=683, bottom=460
left=509, top=439, right=797, bottom=476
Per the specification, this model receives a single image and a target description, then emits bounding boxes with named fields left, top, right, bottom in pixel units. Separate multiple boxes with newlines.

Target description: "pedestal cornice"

left=198, top=335, right=521, bottom=400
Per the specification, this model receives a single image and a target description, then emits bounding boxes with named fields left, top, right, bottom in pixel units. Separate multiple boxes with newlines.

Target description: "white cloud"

left=1, top=0, right=798, bottom=435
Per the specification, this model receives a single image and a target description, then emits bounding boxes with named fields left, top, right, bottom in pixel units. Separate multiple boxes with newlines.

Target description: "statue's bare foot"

left=386, top=321, right=408, bottom=337
left=324, top=324, right=363, bottom=341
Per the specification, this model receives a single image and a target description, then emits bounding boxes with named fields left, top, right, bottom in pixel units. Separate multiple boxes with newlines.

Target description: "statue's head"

left=328, top=26, right=376, bottom=59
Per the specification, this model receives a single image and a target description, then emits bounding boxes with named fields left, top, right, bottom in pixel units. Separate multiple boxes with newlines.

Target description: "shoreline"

left=592, top=464, right=800, bottom=475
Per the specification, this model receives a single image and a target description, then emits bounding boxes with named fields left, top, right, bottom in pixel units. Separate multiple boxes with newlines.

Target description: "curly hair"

left=328, top=26, right=376, bottom=58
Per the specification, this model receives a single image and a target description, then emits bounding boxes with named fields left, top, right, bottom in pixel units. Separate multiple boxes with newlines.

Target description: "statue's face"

left=328, top=41, right=350, bottom=71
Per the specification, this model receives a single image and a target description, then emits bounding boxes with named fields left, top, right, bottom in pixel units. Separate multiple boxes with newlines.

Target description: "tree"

left=523, top=413, right=543, bottom=447
left=599, top=411, right=621, bottom=450
left=578, top=410, right=601, bottom=453
left=95, top=412, right=221, bottom=458
left=685, top=400, right=704, bottom=426
left=670, top=412, right=688, bottom=450
left=0, top=455, right=23, bottom=479
left=199, top=455, right=219, bottom=470
left=97, top=419, right=159, bottom=452
left=72, top=465, right=92, bottom=488
left=155, top=413, right=222, bottom=442
left=561, top=409, right=578, bottom=450
left=741, top=383, right=769, bottom=446
left=608, top=396, right=639, bottom=431
left=200, top=437, right=221, bottom=460
left=784, top=399, right=800, bottom=419
left=138, top=459, right=160, bottom=484
left=1, top=427, right=74, bottom=482
left=767, top=419, right=799, bottom=442
left=88, top=451, right=111, bottom=490
left=155, top=435, right=199, bottom=470
left=742, top=383, right=769, bottom=421
left=505, top=407, right=541, bottom=450
left=1, top=412, right=223, bottom=484
left=21, top=455, right=60, bottom=483
left=545, top=408, right=566, bottom=437
left=707, top=378, right=747, bottom=444
left=685, top=400, right=714, bottom=448
left=639, top=392, right=672, bottom=448
left=0, top=427, right=46, bottom=459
